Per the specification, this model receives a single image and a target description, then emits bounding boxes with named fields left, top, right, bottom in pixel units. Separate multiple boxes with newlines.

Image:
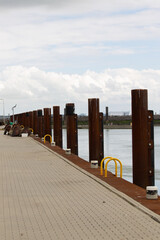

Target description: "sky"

left=0, top=0, right=160, bottom=116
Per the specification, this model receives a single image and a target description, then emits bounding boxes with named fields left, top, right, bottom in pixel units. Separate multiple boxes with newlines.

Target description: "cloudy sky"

left=0, top=0, right=160, bottom=115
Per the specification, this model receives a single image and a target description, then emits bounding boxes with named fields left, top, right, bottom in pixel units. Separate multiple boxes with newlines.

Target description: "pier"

left=0, top=130, right=160, bottom=239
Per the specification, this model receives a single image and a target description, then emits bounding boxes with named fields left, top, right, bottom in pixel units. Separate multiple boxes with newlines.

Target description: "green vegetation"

left=154, top=119, right=160, bottom=125
left=78, top=120, right=88, bottom=125
left=67, top=117, right=160, bottom=126
left=77, top=119, right=132, bottom=126
left=106, top=120, right=131, bottom=125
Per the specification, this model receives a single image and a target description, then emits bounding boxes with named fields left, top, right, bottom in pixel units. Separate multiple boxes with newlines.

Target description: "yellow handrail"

left=44, top=134, right=52, bottom=143
left=105, top=158, right=122, bottom=178
left=29, top=128, right=34, bottom=133
left=100, top=156, right=112, bottom=175
left=104, top=158, right=118, bottom=177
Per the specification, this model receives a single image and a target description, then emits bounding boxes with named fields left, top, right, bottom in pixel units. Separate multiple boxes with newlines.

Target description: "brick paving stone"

left=0, top=131, right=160, bottom=240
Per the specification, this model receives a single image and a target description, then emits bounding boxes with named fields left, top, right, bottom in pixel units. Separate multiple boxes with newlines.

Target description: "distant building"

left=109, top=111, right=130, bottom=116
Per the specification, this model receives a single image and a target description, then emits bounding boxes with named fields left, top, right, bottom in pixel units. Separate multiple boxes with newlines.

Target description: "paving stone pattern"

left=0, top=132, right=160, bottom=240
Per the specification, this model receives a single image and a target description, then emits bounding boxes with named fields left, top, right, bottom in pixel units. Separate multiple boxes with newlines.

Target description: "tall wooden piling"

left=33, top=110, right=38, bottom=134
left=44, top=108, right=51, bottom=142
left=106, top=107, right=109, bottom=121
left=147, top=110, right=155, bottom=186
left=20, top=113, right=23, bottom=125
left=66, top=103, right=78, bottom=155
left=22, top=113, right=26, bottom=127
left=14, top=114, right=18, bottom=123
left=88, top=98, right=104, bottom=165
left=29, top=111, right=34, bottom=129
left=16, top=114, right=19, bottom=124
left=37, top=109, right=43, bottom=138
left=132, top=89, right=154, bottom=188
left=53, top=106, right=62, bottom=148
left=15, top=114, right=18, bottom=123
left=99, top=112, right=104, bottom=161
left=26, top=112, right=30, bottom=127
left=10, top=115, right=13, bottom=122
left=18, top=113, right=22, bottom=125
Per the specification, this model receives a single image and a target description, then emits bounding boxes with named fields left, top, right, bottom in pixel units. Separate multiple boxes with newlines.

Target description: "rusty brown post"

left=33, top=110, right=38, bottom=134
left=20, top=113, right=23, bottom=125
left=106, top=107, right=109, bottom=121
left=88, top=98, right=104, bottom=165
left=14, top=114, right=18, bottom=123
left=17, top=114, right=19, bottom=124
left=43, top=108, right=51, bottom=142
left=16, top=114, right=19, bottom=123
left=53, top=106, right=62, bottom=148
left=18, top=114, right=20, bottom=123
left=99, top=112, right=104, bottom=161
left=66, top=103, right=78, bottom=155
left=18, top=113, right=22, bottom=125
left=26, top=112, right=30, bottom=127
left=10, top=115, right=13, bottom=122
left=29, top=111, right=34, bottom=129
left=147, top=110, right=155, bottom=186
left=132, top=89, right=154, bottom=188
left=37, top=109, right=43, bottom=138
left=32, top=111, right=34, bottom=130
left=22, top=113, right=26, bottom=127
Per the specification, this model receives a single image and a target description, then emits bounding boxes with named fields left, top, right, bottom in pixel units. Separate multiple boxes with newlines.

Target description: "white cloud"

left=0, top=4, right=159, bottom=73
left=0, top=1, right=159, bottom=118
left=1, top=7, right=160, bottom=48
left=0, top=66, right=160, bottom=115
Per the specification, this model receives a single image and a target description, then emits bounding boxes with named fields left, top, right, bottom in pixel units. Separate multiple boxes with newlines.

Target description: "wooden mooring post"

left=26, top=112, right=30, bottom=127
left=22, top=113, right=26, bottom=127
left=19, top=113, right=22, bottom=125
left=10, top=115, right=13, bottom=122
left=132, top=89, right=154, bottom=189
left=33, top=110, right=38, bottom=134
left=53, top=106, right=62, bottom=148
left=106, top=107, right=109, bottom=121
left=99, top=112, right=104, bottom=161
left=44, top=108, right=51, bottom=142
left=88, top=98, right=104, bottom=166
left=37, top=109, right=43, bottom=138
left=65, top=103, right=78, bottom=155
left=15, top=114, right=18, bottom=123
left=18, top=113, right=22, bottom=125
left=29, top=111, right=34, bottom=129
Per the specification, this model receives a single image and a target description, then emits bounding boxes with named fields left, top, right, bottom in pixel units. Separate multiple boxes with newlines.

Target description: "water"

left=62, top=127, right=160, bottom=191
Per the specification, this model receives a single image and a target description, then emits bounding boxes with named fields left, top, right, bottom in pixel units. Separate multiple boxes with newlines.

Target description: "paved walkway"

left=0, top=131, right=160, bottom=240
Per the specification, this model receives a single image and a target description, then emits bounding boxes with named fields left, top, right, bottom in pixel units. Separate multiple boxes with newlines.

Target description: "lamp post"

left=12, top=104, right=17, bottom=124
left=0, top=99, right=5, bottom=124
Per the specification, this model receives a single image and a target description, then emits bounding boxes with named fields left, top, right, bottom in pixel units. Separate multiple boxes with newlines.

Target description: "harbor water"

left=62, top=126, right=160, bottom=192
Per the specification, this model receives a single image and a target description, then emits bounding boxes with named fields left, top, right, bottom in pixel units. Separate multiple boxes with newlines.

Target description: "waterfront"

left=62, top=127, right=160, bottom=191
left=1, top=131, right=160, bottom=239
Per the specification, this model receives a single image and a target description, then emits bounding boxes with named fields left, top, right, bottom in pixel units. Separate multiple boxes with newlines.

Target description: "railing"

left=100, top=157, right=122, bottom=178
left=44, top=134, right=52, bottom=143
left=29, top=128, right=34, bottom=133
left=100, top=156, right=112, bottom=175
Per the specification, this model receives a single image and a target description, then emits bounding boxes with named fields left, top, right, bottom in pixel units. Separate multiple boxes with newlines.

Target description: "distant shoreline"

left=62, top=124, right=132, bottom=129
left=63, top=124, right=160, bottom=129
left=78, top=125, right=132, bottom=129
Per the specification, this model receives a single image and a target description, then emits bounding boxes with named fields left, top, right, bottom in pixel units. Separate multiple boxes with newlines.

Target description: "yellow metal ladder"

left=100, top=156, right=122, bottom=178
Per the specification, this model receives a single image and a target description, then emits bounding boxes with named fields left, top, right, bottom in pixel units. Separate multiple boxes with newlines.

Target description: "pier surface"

left=0, top=131, right=160, bottom=240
